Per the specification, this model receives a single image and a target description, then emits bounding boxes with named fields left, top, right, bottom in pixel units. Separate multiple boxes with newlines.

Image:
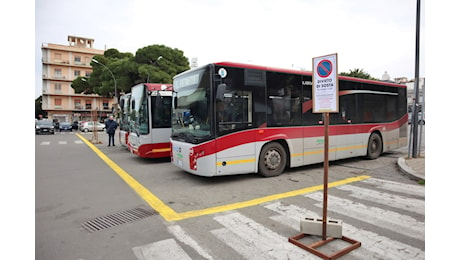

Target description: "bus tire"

left=258, top=142, right=287, bottom=177
left=366, top=132, right=382, bottom=160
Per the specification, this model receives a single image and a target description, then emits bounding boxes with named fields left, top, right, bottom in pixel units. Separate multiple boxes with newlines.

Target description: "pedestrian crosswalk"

left=133, top=178, right=425, bottom=260
left=38, top=140, right=84, bottom=145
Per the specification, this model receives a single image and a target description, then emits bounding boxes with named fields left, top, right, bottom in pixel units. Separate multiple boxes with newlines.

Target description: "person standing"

left=105, top=115, right=118, bottom=146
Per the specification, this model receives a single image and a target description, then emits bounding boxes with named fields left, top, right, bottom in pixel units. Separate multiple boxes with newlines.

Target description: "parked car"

left=71, top=121, right=79, bottom=130
left=36, top=120, right=55, bottom=135
left=80, top=121, right=106, bottom=132
left=59, top=122, right=73, bottom=132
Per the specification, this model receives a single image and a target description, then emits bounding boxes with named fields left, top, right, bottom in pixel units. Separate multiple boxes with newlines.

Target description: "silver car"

left=80, top=121, right=106, bottom=132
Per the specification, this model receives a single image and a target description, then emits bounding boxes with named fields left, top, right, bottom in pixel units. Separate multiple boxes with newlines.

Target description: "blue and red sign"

left=317, top=59, right=333, bottom=78
left=312, top=53, right=338, bottom=113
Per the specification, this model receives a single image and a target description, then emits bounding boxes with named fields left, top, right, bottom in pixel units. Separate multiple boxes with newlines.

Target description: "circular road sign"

left=317, top=59, right=333, bottom=78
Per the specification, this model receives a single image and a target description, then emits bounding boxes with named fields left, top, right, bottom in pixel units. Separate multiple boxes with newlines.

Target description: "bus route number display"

left=312, top=53, right=339, bottom=113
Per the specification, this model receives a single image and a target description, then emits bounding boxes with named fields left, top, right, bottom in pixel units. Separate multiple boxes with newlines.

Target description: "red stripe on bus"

left=189, top=116, right=407, bottom=159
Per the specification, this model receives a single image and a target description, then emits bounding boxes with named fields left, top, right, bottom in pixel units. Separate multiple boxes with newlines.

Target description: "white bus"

left=170, top=62, right=408, bottom=177
left=128, top=83, right=173, bottom=158
left=118, top=93, right=131, bottom=147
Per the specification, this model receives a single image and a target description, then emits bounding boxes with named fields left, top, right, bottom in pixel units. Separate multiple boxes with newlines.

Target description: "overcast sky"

left=34, top=0, right=425, bottom=98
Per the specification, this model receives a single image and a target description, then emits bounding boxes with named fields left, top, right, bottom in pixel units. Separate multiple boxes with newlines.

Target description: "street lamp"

left=92, top=58, right=118, bottom=116
left=147, top=56, right=163, bottom=83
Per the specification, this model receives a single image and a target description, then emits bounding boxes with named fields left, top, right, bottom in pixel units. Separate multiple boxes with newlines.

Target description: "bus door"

left=216, top=89, right=256, bottom=175
left=301, top=83, right=337, bottom=164
left=332, top=94, right=360, bottom=159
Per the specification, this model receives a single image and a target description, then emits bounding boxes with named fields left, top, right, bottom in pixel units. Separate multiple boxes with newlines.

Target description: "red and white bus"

left=128, top=83, right=173, bottom=158
left=118, top=93, right=131, bottom=147
left=170, top=62, right=408, bottom=177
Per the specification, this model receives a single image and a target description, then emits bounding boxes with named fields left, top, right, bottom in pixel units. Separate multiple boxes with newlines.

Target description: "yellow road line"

left=171, top=175, right=370, bottom=221
left=78, top=133, right=371, bottom=222
left=77, top=134, right=180, bottom=220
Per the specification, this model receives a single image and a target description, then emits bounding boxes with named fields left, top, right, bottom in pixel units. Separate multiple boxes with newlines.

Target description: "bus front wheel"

left=258, top=142, right=287, bottom=177
left=366, top=133, right=382, bottom=160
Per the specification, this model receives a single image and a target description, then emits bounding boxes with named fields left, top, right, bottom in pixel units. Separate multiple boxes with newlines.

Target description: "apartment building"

left=41, top=35, right=113, bottom=123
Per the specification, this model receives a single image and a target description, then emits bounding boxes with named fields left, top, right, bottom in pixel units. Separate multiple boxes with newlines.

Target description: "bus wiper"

left=171, top=132, right=192, bottom=142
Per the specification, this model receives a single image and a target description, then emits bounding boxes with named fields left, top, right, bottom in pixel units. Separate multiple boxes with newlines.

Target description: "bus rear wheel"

left=366, top=133, right=382, bottom=159
left=258, top=142, right=287, bottom=177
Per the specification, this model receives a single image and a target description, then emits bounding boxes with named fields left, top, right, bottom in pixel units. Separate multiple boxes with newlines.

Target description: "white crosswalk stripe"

left=305, top=192, right=425, bottom=240
left=132, top=238, right=192, bottom=260
left=132, top=178, right=424, bottom=260
left=39, top=140, right=84, bottom=145
left=335, top=185, right=425, bottom=215
left=265, top=201, right=425, bottom=260
left=361, top=178, right=425, bottom=197
left=212, top=212, right=318, bottom=260
left=167, top=225, right=214, bottom=260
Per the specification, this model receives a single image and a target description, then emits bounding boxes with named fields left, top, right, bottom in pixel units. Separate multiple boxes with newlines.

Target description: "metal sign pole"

left=322, top=112, right=330, bottom=240
left=289, top=53, right=361, bottom=258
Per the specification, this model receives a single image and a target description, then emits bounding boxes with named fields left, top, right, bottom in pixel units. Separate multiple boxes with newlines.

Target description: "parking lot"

left=35, top=131, right=425, bottom=259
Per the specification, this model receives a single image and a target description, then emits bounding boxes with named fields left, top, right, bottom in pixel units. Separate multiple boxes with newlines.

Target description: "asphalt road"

left=35, top=130, right=425, bottom=260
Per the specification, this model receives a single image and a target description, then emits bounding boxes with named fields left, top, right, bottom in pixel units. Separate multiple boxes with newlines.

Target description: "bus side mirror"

left=131, top=100, right=135, bottom=110
left=216, top=83, right=227, bottom=101
left=173, top=96, right=177, bottom=109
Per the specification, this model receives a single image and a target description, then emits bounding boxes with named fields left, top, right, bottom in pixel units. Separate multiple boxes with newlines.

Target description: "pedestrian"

left=105, top=115, right=118, bottom=146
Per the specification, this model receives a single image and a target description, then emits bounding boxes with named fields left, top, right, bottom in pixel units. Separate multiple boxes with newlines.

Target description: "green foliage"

left=70, top=44, right=190, bottom=96
left=35, top=96, right=46, bottom=119
left=134, top=44, right=189, bottom=84
left=339, top=68, right=379, bottom=81
left=104, top=48, right=133, bottom=59
left=71, top=76, right=94, bottom=94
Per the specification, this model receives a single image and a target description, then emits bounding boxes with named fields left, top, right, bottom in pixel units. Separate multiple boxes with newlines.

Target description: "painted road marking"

left=167, top=225, right=214, bottom=260
left=132, top=180, right=424, bottom=260
left=336, top=185, right=424, bottom=215
left=306, top=192, right=425, bottom=240
left=362, top=178, right=425, bottom=197
left=265, top=201, right=424, bottom=260
left=212, top=212, right=315, bottom=259
left=77, top=133, right=370, bottom=222
left=132, top=238, right=192, bottom=260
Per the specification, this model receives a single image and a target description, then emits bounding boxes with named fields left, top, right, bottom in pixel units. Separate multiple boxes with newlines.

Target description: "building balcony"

left=42, top=58, right=91, bottom=67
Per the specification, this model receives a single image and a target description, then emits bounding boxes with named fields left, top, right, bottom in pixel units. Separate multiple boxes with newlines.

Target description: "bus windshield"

left=130, top=84, right=149, bottom=135
left=171, top=67, right=211, bottom=143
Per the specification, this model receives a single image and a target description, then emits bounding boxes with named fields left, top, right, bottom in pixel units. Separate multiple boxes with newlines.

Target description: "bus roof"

left=213, top=61, right=406, bottom=88
left=144, top=83, right=173, bottom=91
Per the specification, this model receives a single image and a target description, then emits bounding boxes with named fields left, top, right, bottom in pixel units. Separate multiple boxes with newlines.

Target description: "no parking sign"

left=312, top=53, right=338, bottom=113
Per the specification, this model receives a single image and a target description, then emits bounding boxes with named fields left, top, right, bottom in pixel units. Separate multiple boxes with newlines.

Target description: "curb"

left=397, top=157, right=424, bottom=181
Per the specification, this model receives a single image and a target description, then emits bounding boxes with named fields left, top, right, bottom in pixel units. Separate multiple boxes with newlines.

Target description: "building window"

left=55, top=98, right=62, bottom=109
left=54, top=69, right=63, bottom=79
left=103, top=101, right=109, bottom=110
left=54, top=83, right=62, bottom=93
left=75, top=99, right=81, bottom=109
left=85, top=71, right=91, bottom=77
left=85, top=100, right=92, bottom=109
left=54, top=53, right=62, bottom=62
left=74, top=56, right=81, bottom=64
left=74, top=70, right=81, bottom=78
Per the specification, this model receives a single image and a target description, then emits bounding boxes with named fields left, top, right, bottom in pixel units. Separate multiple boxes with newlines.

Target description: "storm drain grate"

left=82, top=207, right=157, bottom=233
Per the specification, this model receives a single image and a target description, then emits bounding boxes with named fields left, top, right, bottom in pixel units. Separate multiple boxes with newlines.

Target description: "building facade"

left=41, top=35, right=113, bottom=123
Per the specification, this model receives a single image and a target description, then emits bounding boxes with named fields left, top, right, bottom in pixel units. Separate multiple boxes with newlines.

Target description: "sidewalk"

left=397, top=151, right=425, bottom=181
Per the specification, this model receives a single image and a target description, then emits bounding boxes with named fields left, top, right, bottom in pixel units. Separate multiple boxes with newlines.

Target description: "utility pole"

left=410, top=0, right=421, bottom=158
